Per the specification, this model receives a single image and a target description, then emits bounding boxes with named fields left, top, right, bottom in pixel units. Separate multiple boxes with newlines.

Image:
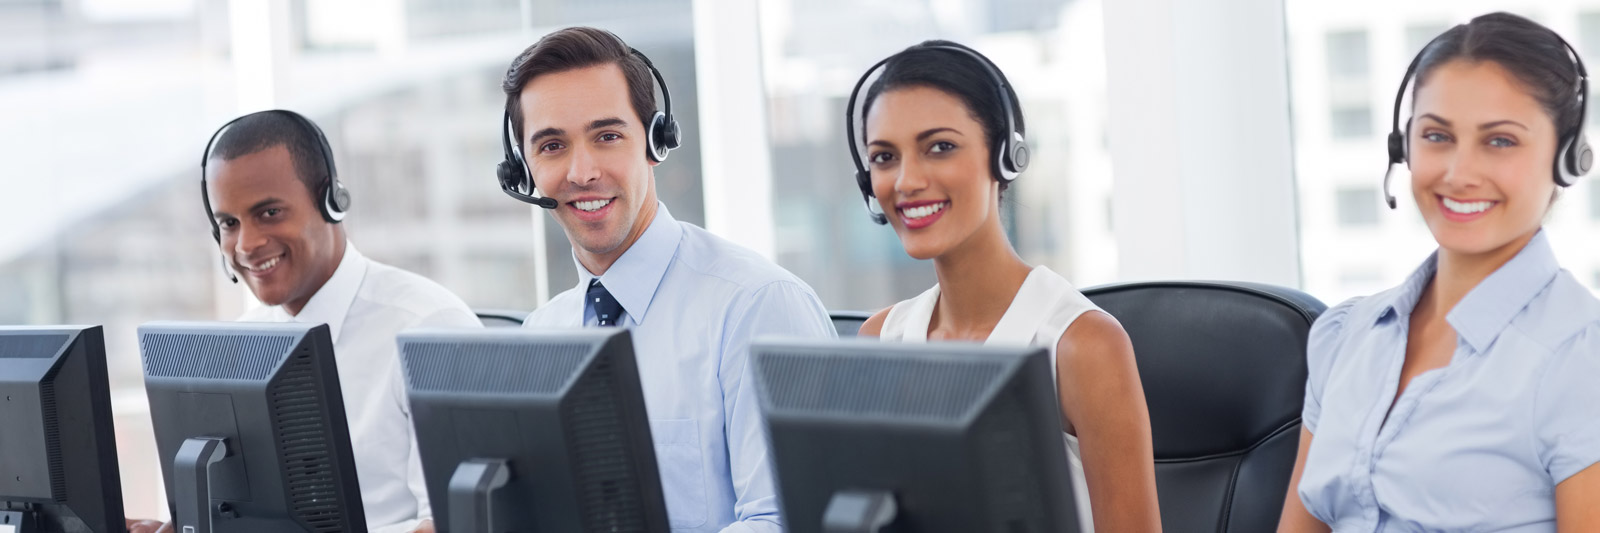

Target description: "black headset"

left=201, top=109, right=349, bottom=282
left=1383, top=29, right=1592, bottom=208
left=498, top=47, right=681, bottom=209
left=845, top=42, right=1029, bottom=225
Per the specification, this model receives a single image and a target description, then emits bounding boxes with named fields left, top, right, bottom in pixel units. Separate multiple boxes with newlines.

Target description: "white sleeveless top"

left=878, top=265, right=1099, bottom=533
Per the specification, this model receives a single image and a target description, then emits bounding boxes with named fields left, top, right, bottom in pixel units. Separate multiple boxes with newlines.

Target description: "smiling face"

left=865, top=85, right=1002, bottom=260
left=517, top=63, right=659, bottom=272
left=206, top=144, right=343, bottom=314
left=1408, top=59, right=1561, bottom=259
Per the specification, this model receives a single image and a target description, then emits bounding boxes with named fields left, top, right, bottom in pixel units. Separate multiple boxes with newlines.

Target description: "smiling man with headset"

left=126, top=109, right=481, bottom=533
left=499, top=27, right=835, bottom=532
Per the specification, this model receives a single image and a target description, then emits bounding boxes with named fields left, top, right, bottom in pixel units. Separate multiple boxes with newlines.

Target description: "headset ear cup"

left=646, top=111, right=669, bottom=163
left=328, top=182, right=351, bottom=213
left=1558, top=132, right=1592, bottom=186
left=498, top=160, right=527, bottom=193
left=856, top=170, right=887, bottom=225
left=1387, top=130, right=1407, bottom=166
left=1009, top=132, right=1030, bottom=176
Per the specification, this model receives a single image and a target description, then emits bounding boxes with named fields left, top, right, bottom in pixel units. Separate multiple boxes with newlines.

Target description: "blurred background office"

left=2, top=0, right=1598, bottom=519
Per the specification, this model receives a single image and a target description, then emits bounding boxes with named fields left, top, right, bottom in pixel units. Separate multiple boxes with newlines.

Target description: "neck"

left=928, top=216, right=1032, bottom=339
left=1426, top=229, right=1538, bottom=316
left=284, top=235, right=346, bottom=316
left=576, top=199, right=658, bottom=276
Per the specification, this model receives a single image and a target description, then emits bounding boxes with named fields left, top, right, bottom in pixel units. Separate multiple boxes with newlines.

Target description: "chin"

left=1428, top=226, right=1521, bottom=257
left=897, top=238, right=946, bottom=261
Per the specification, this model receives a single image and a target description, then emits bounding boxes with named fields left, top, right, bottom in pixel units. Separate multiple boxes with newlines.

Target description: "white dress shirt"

left=524, top=204, right=836, bottom=533
left=239, top=243, right=482, bottom=531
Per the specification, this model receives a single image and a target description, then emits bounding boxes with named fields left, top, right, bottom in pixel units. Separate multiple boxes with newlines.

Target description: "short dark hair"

left=206, top=111, right=331, bottom=199
left=861, top=40, right=1027, bottom=191
left=501, top=27, right=658, bottom=147
left=1414, top=12, right=1585, bottom=139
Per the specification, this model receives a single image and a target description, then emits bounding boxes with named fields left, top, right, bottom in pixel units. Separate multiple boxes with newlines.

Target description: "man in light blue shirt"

left=497, top=27, right=836, bottom=532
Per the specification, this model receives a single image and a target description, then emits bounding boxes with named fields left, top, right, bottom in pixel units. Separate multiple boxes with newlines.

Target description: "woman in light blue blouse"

left=1278, top=12, right=1600, bottom=532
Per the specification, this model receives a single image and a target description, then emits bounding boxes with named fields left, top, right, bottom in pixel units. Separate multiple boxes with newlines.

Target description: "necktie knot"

left=586, top=279, right=624, bottom=327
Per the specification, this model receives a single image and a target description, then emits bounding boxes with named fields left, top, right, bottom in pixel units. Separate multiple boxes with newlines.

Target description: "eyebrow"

left=526, top=117, right=630, bottom=145
left=1418, top=114, right=1529, bottom=131
left=215, top=197, right=284, bottom=220
left=867, top=127, right=965, bottom=148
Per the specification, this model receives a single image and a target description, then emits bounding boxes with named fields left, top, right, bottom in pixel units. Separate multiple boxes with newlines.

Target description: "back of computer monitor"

left=139, top=321, right=365, bottom=533
left=0, top=326, right=125, bottom=533
left=753, top=340, right=1080, bottom=533
left=398, top=328, right=669, bottom=533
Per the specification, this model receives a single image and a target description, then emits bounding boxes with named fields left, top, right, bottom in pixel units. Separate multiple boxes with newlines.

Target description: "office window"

left=1591, top=182, right=1600, bottom=221
left=1330, top=105, right=1372, bottom=139
left=1585, top=12, right=1600, bottom=127
left=1326, top=30, right=1369, bottom=81
left=1336, top=186, right=1380, bottom=227
left=1405, top=23, right=1449, bottom=57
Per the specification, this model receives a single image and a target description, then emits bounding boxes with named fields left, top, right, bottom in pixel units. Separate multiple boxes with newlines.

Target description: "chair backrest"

left=829, top=311, right=873, bottom=338
left=474, top=308, right=530, bottom=328
left=1082, top=281, right=1325, bottom=533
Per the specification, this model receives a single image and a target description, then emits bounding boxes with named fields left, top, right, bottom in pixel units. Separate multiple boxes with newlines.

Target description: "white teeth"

left=1442, top=197, right=1494, bottom=214
left=251, top=257, right=280, bottom=272
left=574, top=199, right=612, bottom=212
left=902, top=202, right=948, bottom=220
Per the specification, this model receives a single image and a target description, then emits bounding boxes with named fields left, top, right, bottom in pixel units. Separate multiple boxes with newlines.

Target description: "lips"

left=243, top=254, right=284, bottom=278
left=567, top=197, right=616, bottom=223
left=1437, top=195, right=1497, bottom=223
left=897, top=200, right=949, bottom=230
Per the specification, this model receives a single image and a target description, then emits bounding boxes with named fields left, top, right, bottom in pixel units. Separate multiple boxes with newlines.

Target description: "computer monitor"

left=0, top=326, right=125, bottom=533
left=396, top=328, right=669, bottom=533
left=751, top=340, right=1082, bottom=533
left=138, top=322, right=366, bottom=533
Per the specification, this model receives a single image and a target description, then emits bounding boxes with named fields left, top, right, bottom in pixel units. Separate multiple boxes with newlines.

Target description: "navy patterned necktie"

left=586, top=279, right=624, bottom=327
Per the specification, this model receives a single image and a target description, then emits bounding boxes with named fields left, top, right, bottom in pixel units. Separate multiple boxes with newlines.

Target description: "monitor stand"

left=822, top=489, right=898, bottom=533
left=173, top=437, right=228, bottom=533
left=448, top=458, right=511, bottom=533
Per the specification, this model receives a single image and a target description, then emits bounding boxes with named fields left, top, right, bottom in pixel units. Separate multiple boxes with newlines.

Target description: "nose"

left=1439, top=144, right=1486, bottom=191
left=893, top=154, right=929, bottom=198
left=567, top=143, right=601, bottom=187
left=233, top=221, right=268, bottom=261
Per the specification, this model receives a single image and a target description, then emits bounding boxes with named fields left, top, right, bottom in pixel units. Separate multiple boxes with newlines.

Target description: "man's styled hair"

left=501, top=27, right=658, bottom=146
left=207, top=111, right=331, bottom=198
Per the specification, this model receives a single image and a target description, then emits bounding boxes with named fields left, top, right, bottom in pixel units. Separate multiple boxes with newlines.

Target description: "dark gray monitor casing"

left=139, top=321, right=366, bottom=533
left=752, top=339, right=1082, bottom=533
left=0, top=326, right=124, bottom=533
left=398, top=328, right=669, bottom=533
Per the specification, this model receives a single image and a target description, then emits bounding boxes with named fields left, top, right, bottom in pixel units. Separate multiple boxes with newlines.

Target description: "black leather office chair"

left=1082, top=281, right=1325, bottom=533
left=474, top=308, right=530, bottom=328
left=829, top=311, right=873, bottom=337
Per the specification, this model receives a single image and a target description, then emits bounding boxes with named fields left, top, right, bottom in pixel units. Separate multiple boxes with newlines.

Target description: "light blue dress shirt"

left=523, top=203, right=836, bottom=533
left=1298, top=231, right=1600, bottom=531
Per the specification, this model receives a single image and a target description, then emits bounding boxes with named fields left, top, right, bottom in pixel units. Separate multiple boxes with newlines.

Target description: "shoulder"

left=357, top=259, right=480, bottom=327
left=1056, top=310, right=1134, bottom=366
left=1515, top=271, right=1600, bottom=352
left=858, top=307, right=891, bottom=337
left=522, top=285, right=586, bottom=327
left=674, top=222, right=813, bottom=292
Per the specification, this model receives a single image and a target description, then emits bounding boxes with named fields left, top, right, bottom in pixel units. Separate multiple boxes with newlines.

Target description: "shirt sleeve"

left=1534, top=324, right=1600, bottom=484
left=717, top=280, right=837, bottom=533
left=1303, top=297, right=1362, bottom=434
left=396, top=307, right=485, bottom=521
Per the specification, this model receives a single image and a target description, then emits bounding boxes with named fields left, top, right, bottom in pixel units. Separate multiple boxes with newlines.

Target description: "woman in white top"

left=846, top=40, right=1161, bottom=532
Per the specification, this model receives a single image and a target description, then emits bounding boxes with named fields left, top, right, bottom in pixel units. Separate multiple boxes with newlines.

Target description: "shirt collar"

left=1370, top=252, right=1438, bottom=327
left=1447, top=230, right=1560, bottom=353
left=569, top=202, right=683, bottom=324
left=275, top=241, right=367, bottom=343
